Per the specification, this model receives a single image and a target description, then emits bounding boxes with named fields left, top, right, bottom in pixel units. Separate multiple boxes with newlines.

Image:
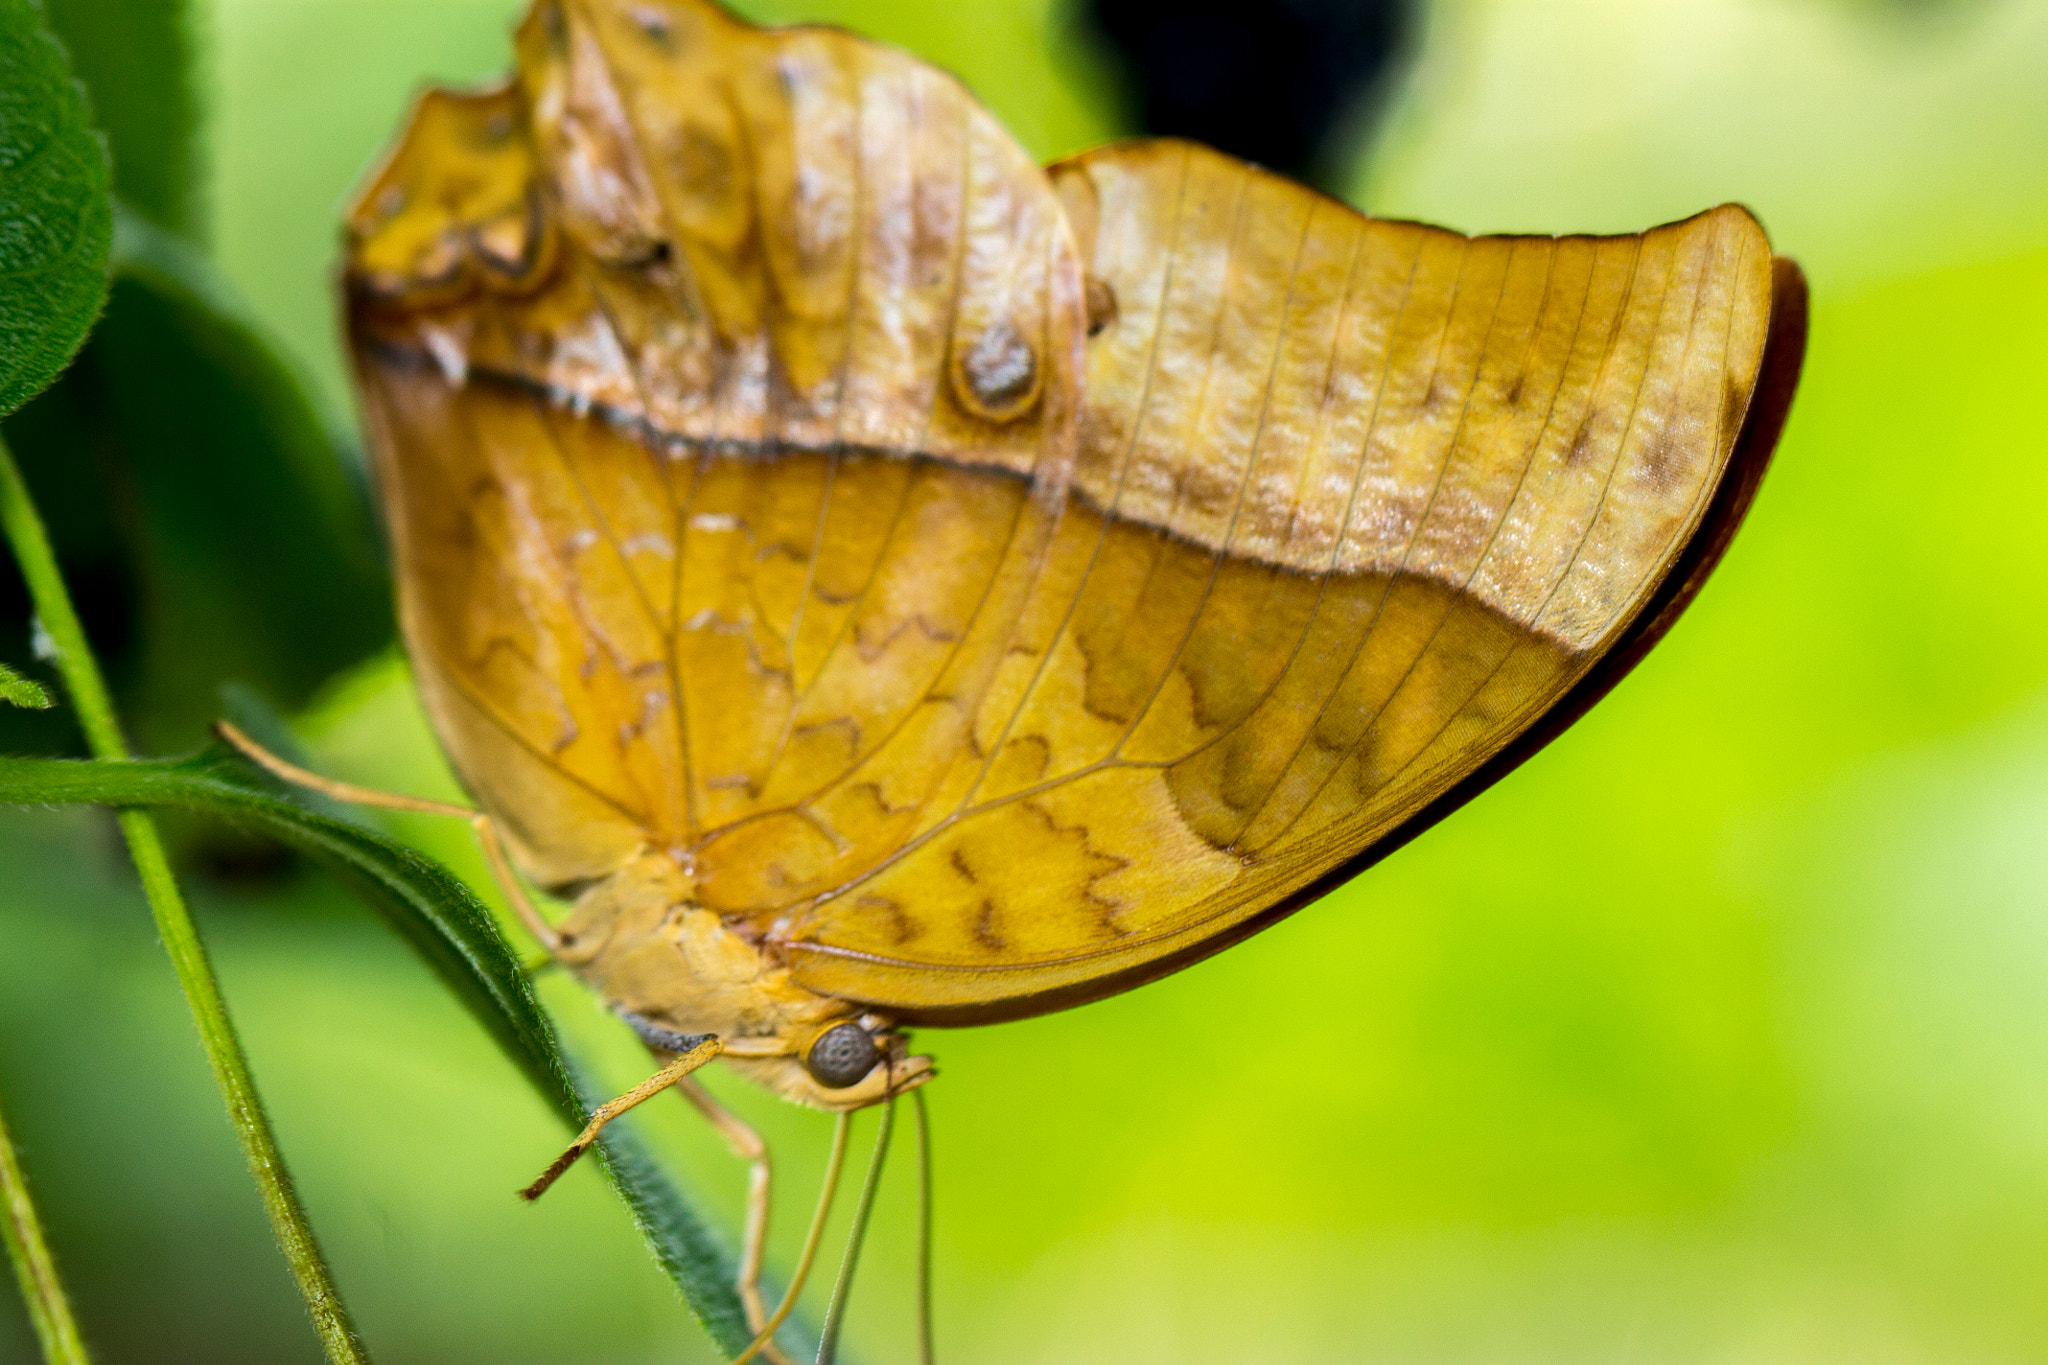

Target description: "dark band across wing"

left=344, top=0, right=1793, bottom=1019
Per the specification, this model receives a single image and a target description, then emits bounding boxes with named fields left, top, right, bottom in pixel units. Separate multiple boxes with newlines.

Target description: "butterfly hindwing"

left=777, top=145, right=1782, bottom=1017
left=346, top=0, right=1793, bottom=1020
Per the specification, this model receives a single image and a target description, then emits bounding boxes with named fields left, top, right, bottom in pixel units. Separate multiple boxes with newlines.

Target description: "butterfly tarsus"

left=520, top=1036, right=724, bottom=1201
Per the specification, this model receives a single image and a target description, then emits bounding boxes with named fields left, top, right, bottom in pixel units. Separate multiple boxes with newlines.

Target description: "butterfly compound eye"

left=806, top=1022, right=880, bottom=1088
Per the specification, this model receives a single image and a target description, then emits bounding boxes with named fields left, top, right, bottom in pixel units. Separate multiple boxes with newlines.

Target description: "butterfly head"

left=721, top=1013, right=935, bottom=1112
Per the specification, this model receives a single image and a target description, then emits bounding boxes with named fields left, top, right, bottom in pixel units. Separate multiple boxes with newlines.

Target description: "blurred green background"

left=7, top=0, right=2048, bottom=1361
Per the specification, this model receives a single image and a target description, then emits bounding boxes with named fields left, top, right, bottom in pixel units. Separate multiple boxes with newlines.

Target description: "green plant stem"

left=0, top=436, right=368, bottom=1364
left=0, top=748, right=763, bottom=1354
left=0, top=1091, right=90, bottom=1365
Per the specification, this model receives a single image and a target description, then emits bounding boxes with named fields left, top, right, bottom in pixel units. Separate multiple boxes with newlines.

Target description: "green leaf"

left=0, top=743, right=759, bottom=1356
left=0, top=0, right=113, bottom=418
left=41, top=0, right=199, bottom=241
left=0, top=206, right=392, bottom=755
left=0, top=659, right=51, bottom=708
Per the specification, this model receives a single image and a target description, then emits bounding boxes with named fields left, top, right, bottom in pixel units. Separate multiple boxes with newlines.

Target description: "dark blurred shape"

left=42, top=0, right=204, bottom=242
left=0, top=215, right=392, bottom=761
left=0, top=0, right=390, bottom=766
left=1080, top=0, right=1415, bottom=190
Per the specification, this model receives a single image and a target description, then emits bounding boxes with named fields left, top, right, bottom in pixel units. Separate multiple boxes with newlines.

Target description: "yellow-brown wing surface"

left=345, top=0, right=1803, bottom=1021
left=781, top=143, right=1800, bottom=1019
left=348, top=0, right=1086, bottom=885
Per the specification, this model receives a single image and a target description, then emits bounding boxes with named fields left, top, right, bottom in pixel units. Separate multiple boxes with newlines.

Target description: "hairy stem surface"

left=0, top=436, right=368, bottom=1364
left=0, top=1090, right=91, bottom=1365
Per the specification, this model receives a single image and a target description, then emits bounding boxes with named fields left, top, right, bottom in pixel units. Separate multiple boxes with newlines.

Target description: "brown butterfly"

left=229, top=0, right=1805, bottom=1358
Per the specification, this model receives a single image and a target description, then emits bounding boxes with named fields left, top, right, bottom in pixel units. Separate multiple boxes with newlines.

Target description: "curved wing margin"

left=778, top=142, right=1802, bottom=1023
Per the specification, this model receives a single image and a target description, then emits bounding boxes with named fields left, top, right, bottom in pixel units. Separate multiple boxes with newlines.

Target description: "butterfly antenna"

left=913, top=1086, right=934, bottom=1365
left=731, top=1109, right=854, bottom=1365
left=814, top=1099, right=897, bottom=1364
left=521, top=1037, right=721, bottom=1201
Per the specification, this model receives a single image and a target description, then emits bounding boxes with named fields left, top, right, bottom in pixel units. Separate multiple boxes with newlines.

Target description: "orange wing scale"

left=346, top=0, right=1804, bottom=1023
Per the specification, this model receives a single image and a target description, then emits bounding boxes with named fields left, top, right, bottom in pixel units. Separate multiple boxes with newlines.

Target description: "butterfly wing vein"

left=345, top=0, right=1778, bottom=1018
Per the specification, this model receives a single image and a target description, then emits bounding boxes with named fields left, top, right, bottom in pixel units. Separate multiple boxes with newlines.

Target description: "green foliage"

left=1, top=0, right=388, bottom=759
left=40, top=0, right=200, bottom=241
left=0, top=0, right=111, bottom=419
left=0, top=662, right=50, bottom=709
left=0, top=1091, right=90, bottom=1365
left=0, top=209, right=391, bottom=755
left=0, top=4, right=735, bottom=1359
left=97, top=210, right=389, bottom=742
left=2, top=426, right=372, bottom=1362
left=0, top=740, right=760, bottom=1356
left=5, top=1, right=2047, bottom=1362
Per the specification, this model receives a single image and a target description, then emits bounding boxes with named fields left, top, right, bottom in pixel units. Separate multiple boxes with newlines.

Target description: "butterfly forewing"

left=350, top=0, right=1085, bottom=885
left=345, top=0, right=1789, bottom=1021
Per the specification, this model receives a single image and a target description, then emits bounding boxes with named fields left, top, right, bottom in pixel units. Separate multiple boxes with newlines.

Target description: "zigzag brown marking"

left=345, top=0, right=1789, bottom=1020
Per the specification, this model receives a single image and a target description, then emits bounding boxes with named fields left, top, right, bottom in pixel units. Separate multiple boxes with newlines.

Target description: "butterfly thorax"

left=553, top=852, right=931, bottom=1110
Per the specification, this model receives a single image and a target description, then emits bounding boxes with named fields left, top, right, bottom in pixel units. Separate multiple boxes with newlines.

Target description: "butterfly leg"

left=674, top=1076, right=792, bottom=1365
left=519, top=1036, right=723, bottom=1200
left=214, top=719, right=563, bottom=952
left=731, top=1110, right=854, bottom=1365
